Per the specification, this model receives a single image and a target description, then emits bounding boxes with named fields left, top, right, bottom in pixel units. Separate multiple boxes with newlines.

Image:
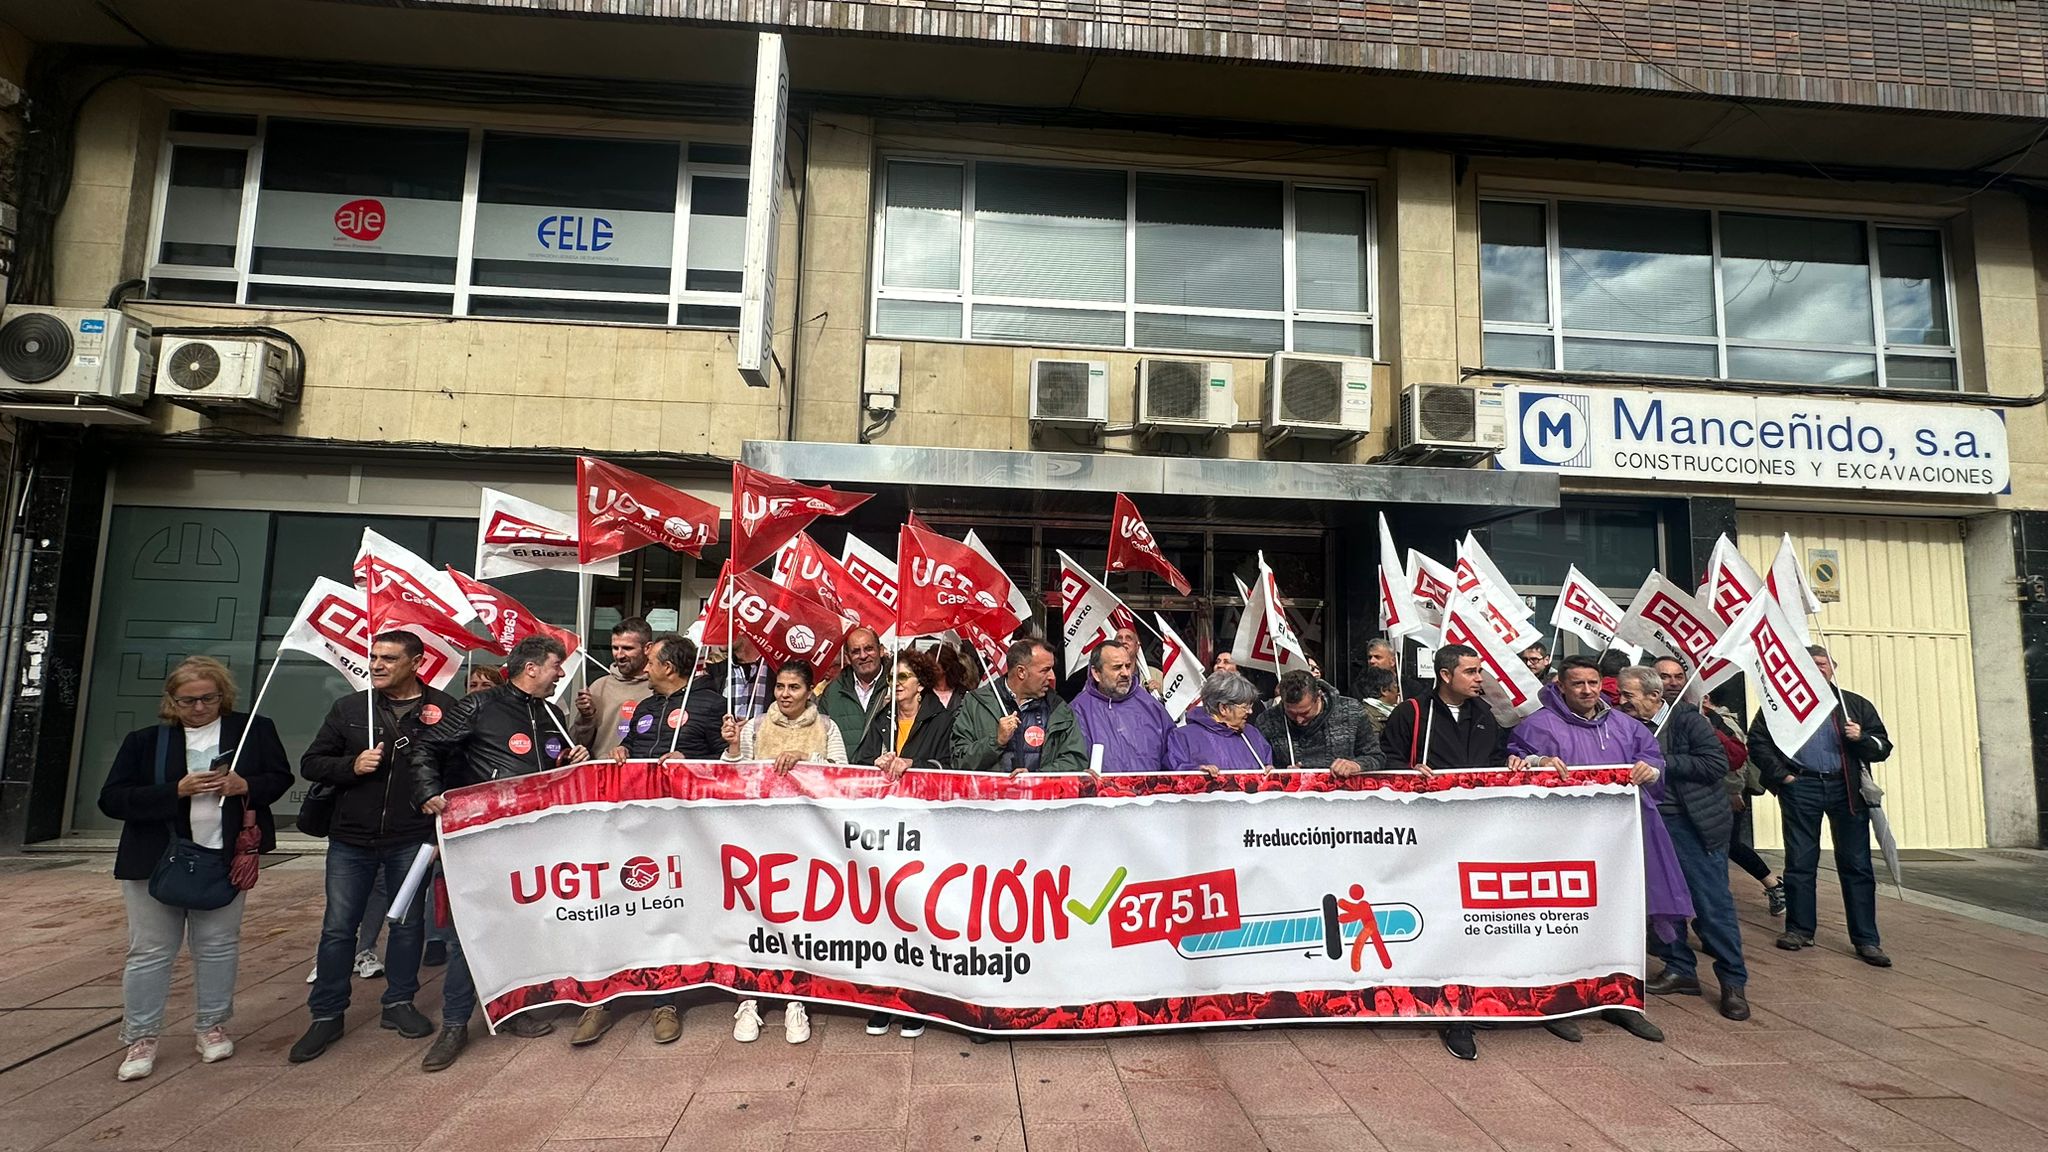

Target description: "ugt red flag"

left=1105, top=494, right=1191, bottom=596
left=578, top=457, right=720, bottom=565
left=701, top=563, right=850, bottom=676
left=446, top=568, right=581, bottom=658
left=774, top=532, right=892, bottom=636
left=731, top=463, right=872, bottom=573
left=897, top=523, right=1020, bottom=639
left=367, top=581, right=491, bottom=654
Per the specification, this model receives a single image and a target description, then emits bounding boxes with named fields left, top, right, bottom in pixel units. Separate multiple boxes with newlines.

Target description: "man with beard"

left=1256, top=670, right=1382, bottom=777
left=1069, top=640, right=1170, bottom=773
left=571, top=618, right=653, bottom=758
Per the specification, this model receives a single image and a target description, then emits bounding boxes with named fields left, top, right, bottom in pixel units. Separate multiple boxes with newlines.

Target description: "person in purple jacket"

left=1507, top=654, right=1691, bottom=1047
left=1166, top=671, right=1273, bottom=776
left=1070, top=641, right=1172, bottom=773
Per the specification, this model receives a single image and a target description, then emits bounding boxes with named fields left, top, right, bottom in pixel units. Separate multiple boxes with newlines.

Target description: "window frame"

left=1477, top=192, right=1963, bottom=391
left=143, top=112, right=752, bottom=329
left=868, top=153, right=1379, bottom=358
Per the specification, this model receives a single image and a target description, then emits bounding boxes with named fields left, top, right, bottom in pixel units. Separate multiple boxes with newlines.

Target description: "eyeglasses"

left=895, top=673, right=917, bottom=683
left=173, top=693, right=221, bottom=707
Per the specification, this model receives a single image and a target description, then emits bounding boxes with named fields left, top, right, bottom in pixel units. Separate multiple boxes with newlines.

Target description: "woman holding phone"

left=97, top=656, right=292, bottom=1081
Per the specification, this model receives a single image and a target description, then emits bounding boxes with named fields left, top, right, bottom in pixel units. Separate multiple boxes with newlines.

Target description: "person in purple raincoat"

left=1165, top=671, right=1273, bottom=776
left=1508, top=654, right=1694, bottom=1047
left=1069, top=641, right=1172, bottom=773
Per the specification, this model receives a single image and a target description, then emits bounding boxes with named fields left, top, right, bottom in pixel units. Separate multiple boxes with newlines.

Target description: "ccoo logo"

left=1517, top=391, right=1592, bottom=468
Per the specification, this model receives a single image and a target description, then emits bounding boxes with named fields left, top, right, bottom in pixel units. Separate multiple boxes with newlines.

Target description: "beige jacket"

left=570, top=668, right=653, bottom=757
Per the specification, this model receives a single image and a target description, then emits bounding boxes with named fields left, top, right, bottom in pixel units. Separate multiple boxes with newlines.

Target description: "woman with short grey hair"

left=1166, top=671, right=1274, bottom=776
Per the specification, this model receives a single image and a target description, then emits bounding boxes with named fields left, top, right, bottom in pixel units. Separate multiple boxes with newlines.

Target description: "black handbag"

left=296, top=784, right=337, bottom=837
left=146, top=725, right=239, bottom=911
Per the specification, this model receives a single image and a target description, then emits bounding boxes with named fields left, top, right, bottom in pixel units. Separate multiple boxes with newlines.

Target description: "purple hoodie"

left=1508, top=683, right=1695, bottom=943
left=1070, top=678, right=1173, bottom=774
left=1166, top=707, right=1274, bottom=773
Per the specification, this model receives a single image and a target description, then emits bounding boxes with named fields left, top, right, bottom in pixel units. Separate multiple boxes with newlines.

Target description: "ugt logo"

left=512, top=854, right=683, bottom=902
left=1518, top=391, right=1592, bottom=468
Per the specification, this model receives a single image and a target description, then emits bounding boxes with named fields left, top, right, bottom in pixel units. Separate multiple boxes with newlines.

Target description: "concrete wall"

left=1964, top=511, right=2036, bottom=846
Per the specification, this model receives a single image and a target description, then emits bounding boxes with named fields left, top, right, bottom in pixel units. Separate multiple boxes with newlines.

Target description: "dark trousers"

left=1650, top=811, right=1747, bottom=988
left=1780, top=774, right=1880, bottom=947
left=309, top=840, right=428, bottom=1019
left=1728, top=805, right=1773, bottom=884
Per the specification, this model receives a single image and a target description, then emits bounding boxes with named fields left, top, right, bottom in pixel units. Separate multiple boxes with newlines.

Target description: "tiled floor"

left=5, top=858, right=2048, bottom=1151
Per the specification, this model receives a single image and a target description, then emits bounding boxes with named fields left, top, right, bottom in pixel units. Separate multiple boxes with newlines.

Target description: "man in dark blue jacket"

left=1615, top=666, right=1748, bottom=1021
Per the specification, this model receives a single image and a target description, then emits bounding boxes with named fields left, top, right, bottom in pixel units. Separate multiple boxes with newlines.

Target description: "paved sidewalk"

left=5, top=856, right=2048, bottom=1151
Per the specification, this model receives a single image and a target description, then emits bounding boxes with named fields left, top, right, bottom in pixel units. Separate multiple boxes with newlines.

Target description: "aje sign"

left=1500, top=384, right=2009, bottom=495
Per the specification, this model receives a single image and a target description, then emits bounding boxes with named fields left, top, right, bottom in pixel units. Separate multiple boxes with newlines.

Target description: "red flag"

left=730, top=463, right=873, bottom=573
left=896, top=523, right=1020, bottom=639
left=774, top=533, right=892, bottom=636
left=367, top=582, right=491, bottom=653
left=957, top=616, right=1013, bottom=678
left=1105, top=494, right=1191, bottom=596
left=577, top=457, right=721, bottom=565
left=700, top=563, right=851, bottom=676
left=445, top=569, right=581, bottom=658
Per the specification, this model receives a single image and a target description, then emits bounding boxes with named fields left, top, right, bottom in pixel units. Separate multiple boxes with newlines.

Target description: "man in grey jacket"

left=1254, top=671, right=1382, bottom=776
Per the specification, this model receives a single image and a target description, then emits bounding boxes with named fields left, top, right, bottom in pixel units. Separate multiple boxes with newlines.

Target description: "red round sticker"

left=508, top=733, right=532, bottom=755
left=420, top=704, right=442, bottom=725
left=1023, top=725, right=1046, bottom=749
left=668, top=710, right=685, bottom=729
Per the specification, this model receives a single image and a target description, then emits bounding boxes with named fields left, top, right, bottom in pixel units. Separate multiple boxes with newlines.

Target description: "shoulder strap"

left=1408, top=699, right=1423, bottom=768
left=153, top=724, right=172, bottom=786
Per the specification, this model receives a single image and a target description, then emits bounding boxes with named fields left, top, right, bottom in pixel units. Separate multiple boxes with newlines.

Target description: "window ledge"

left=1462, top=365, right=2042, bottom=410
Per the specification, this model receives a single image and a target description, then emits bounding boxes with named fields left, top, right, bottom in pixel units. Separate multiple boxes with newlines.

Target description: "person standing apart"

left=97, top=657, right=293, bottom=1081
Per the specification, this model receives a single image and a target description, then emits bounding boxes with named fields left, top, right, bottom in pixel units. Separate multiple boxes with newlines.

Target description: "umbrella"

left=1859, top=770, right=1904, bottom=893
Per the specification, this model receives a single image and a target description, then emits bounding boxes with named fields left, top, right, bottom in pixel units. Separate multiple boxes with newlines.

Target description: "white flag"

left=1551, top=565, right=1638, bottom=658
left=1707, top=590, right=1836, bottom=752
left=1453, top=536, right=1542, bottom=653
left=1377, top=514, right=1427, bottom=645
left=1407, top=549, right=1453, bottom=630
left=1440, top=601, right=1544, bottom=725
left=839, top=533, right=901, bottom=645
left=1616, top=571, right=1737, bottom=698
left=475, top=489, right=618, bottom=579
left=1231, top=553, right=1310, bottom=674
left=354, top=529, right=477, bottom=626
left=1766, top=534, right=1821, bottom=646
left=1698, top=535, right=1767, bottom=627
left=280, top=578, right=468, bottom=692
left=1055, top=550, right=1134, bottom=674
left=1153, top=613, right=1204, bottom=721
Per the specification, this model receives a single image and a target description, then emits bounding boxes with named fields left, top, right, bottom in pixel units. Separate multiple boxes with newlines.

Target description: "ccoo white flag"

left=839, top=533, right=901, bottom=646
left=1707, top=589, right=1836, bottom=752
left=476, top=489, right=619, bottom=579
left=1551, top=565, right=1638, bottom=659
left=1766, top=534, right=1821, bottom=646
left=354, top=529, right=477, bottom=626
left=1698, top=535, right=1768, bottom=628
left=1055, top=550, right=1134, bottom=674
left=1440, top=601, right=1544, bottom=724
left=280, top=577, right=469, bottom=692
left=1231, top=553, right=1310, bottom=674
left=1406, top=549, right=1453, bottom=630
left=1453, top=536, right=1542, bottom=653
left=1616, top=571, right=1737, bottom=699
left=1377, top=514, right=1428, bottom=645
left=1152, top=613, right=1204, bottom=721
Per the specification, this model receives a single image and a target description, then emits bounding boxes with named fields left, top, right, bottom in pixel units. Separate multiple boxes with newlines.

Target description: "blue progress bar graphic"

left=1174, top=900, right=1422, bottom=960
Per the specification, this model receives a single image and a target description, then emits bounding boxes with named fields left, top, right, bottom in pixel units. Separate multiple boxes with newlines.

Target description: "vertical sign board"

left=737, top=33, right=788, bottom=388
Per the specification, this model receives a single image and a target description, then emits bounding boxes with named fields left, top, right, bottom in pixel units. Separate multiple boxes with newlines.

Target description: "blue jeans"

left=121, top=882, right=244, bottom=1043
left=1651, top=811, right=1748, bottom=988
left=309, top=841, right=428, bottom=1019
left=441, top=899, right=477, bottom=1028
left=1780, top=774, right=1880, bottom=947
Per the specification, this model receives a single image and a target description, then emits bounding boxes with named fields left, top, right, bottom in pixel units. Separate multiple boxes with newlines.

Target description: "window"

left=1479, top=197, right=1959, bottom=390
left=146, top=114, right=749, bottom=329
left=873, top=157, right=1375, bottom=357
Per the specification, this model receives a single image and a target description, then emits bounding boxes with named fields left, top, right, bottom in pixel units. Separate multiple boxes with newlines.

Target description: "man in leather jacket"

left=410, top=634, right=588, bottom=1071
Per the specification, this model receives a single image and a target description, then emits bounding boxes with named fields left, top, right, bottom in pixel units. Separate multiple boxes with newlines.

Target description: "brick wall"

left=407, top=0, right=2048, bottom=117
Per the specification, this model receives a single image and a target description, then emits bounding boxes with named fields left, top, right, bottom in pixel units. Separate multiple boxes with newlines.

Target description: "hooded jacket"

left=1252, top=681, right=1383, bottom=772
left=1166, top=707, right=1274, bottom=773
left=300, top=684, right=458, bottom=849
left=410, top=681, right=578, bottom=807
left=619, top=674, right=727, bottom=760
left=854, top=689, right=956, bottom=769
left=1069, top=677, right=1173, bottom=774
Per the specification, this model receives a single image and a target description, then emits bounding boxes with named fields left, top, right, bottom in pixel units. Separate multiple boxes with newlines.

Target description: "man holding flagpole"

left=952, top=638, right=1087, bottom=774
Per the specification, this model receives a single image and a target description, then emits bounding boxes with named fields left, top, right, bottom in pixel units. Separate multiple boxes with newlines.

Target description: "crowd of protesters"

left=97, top=611, right=1891, bottom=1079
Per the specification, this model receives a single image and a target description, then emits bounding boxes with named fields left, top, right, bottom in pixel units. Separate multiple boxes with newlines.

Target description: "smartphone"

left=209, top=752, right=235, bottom=774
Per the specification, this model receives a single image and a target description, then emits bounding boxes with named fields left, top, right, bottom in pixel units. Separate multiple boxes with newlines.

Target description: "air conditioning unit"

left=157, top=336, right=292, bottom=415
left=1028, top=358, right=1108, bottom=430
left=1137, top=358, right=1234, bottom=435
left=1396, top=382, right=1508, bottom=458
left=1264, top=353, right=1374, bottom=442
left=0, top=306, right=152, bottom=407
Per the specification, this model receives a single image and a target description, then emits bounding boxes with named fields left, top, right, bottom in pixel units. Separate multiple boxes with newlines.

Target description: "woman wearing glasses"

left=1166, top=671, right=1275, bottom=776
left=96, top=657, right=293, bottom=1081
left=856, top=648, right=956, bottom=780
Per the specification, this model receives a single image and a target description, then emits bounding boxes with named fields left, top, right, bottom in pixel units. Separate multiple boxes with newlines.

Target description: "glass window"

left=1559, top=202, right=1715, bottom=338
left=158, top=146, right=246, bottom=267
left=252, top=119, right=467, bottom=284
left=1136, top=174, right=1283, bottom=312
left=1877, top=228, right=1951, bottom=347
left=1134, top=313, right=1283, bottom=355
left=973, top=304, right=1123, bottom=347
left=1479, top=201, right=1548, bottom=325
left=472, top=133, right=678, bottom=295
left=881, top=160, right=963, bottom=291
left=1479, top=503, right=1661, bottom=591
left=1295, top=188, right=1369, bottom=313
left=1483, top=331, right=1552, bottom=370
left=1563, top=337, right=1717, bottom=378
left=685, top=176, right=747, bottom=294
left=875, top=298, right=962, bottom=340
left=974, top=163, right=1124, bottom=302
left=1721, top=214, right=1872, bottom=346
left=1293, top=321, right=1374, bottom=358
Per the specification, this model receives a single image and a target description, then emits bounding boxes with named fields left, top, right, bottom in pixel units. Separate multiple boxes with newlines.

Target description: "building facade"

left=0, top=0, right=2044, bottom=850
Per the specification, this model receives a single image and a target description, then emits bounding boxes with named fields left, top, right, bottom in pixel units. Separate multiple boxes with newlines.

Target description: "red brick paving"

left=5, top=861, right=2048, bottom=1151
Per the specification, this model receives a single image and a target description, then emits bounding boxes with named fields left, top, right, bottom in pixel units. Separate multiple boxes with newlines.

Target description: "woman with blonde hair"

left=97, top=656, right=293, bottom=1081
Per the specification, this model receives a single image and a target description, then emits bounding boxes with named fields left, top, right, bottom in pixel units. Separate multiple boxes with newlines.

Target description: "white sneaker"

left=353, top=950, right=385, bottom=978
left=784, top=1002, right=810, bottom=1044
left=195, top=1026, right=234, bottom=1063
left=116, top=1037, right=157, bottom=1081
left=304, top=964, right=317, bottom=984
left=732, top=1000, right=762, bottom=1043
left=898, top=1020, right=926, bottom=1038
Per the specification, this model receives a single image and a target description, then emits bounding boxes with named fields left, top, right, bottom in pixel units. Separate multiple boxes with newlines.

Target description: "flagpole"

left=670, top=641, right=708, bottom=757
left=221, top=647, right=288, bottom=805
left=577, top=571, right=593, bottom=692
left=1419, top=695, right=1436, bottom=772
left=1655, top=670, right=1698, bottom=736
left=365, top=624, right=377, bottom=754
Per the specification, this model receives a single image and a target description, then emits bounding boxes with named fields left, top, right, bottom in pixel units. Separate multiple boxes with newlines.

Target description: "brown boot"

left=651, top=1005, right=682, bottom=1044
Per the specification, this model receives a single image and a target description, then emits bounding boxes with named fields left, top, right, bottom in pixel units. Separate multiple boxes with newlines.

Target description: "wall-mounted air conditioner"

left=157, top=336, right=293, bottom=416
left=1264, top=353, right=1374, bottom=442
left=1137, top=358, right=1234, bottom=436
left=0, top=307, right=153, bottom=409
left=1028, top=358, right=1109, bottom=430
left=1396, top=382, right=1508, bottom=459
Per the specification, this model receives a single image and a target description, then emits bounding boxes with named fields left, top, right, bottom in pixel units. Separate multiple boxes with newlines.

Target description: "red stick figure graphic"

left=1337, top=884, right=1394, bottom=973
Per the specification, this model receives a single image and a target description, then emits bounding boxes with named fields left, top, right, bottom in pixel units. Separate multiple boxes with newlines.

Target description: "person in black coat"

left=1377, top=645, right=1515, bottom=775
left=96, top=656, right=292, bottom=1083
left=855, top=646, right=956, bottom=775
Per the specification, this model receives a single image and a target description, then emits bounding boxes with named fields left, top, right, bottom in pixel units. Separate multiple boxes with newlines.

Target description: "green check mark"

left=1067, top=866, right=1128, bottom=925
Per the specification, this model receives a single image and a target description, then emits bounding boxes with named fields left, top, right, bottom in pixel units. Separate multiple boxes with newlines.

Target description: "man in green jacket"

left=818, top=627, right=888, bottom=747
left=951, top=637, right=1087, bottom=773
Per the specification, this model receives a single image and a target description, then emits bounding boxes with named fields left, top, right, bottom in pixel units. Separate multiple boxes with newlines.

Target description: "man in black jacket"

left=1748, top=645, right=1893, bottom=966
left=1615, top=667, right=1748, bottom=1021
left=1256, top=671, right=1383, bottom=776
left=613, top=632, right=726, bottom=762
left=290, top=632, right=455, bottom=1063
left=410, top=634, right=589, bottom=1070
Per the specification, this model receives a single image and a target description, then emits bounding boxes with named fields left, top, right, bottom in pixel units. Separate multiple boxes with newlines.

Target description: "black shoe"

left=1855, top=945, right=1893, bottom=968
left=1441, top=1024, right=1477, bottom=1061
left=1775, top=931, right=1813, bottom=951
left=1765, top=883, right=1786, bottom=916
left=288, top=1017, right=345, bottom=1063
left=421, top=1024, right=467, bottom=1072
left=504, top=1013, right=555, bottom=1038
left=864, top=1012, right=892, bottom=1036
left=1719, top=986, right=1752, bottom=1021
left=1646, top=970, right=1703, bottom=996
left=1542, top=1019, right=1582, bottom=1042
left=1601, top=1009, right=1665, bottom=1043
left=380, top=1002, right=434, bottom=1039
left=422, top=940, right=448, bottom=967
